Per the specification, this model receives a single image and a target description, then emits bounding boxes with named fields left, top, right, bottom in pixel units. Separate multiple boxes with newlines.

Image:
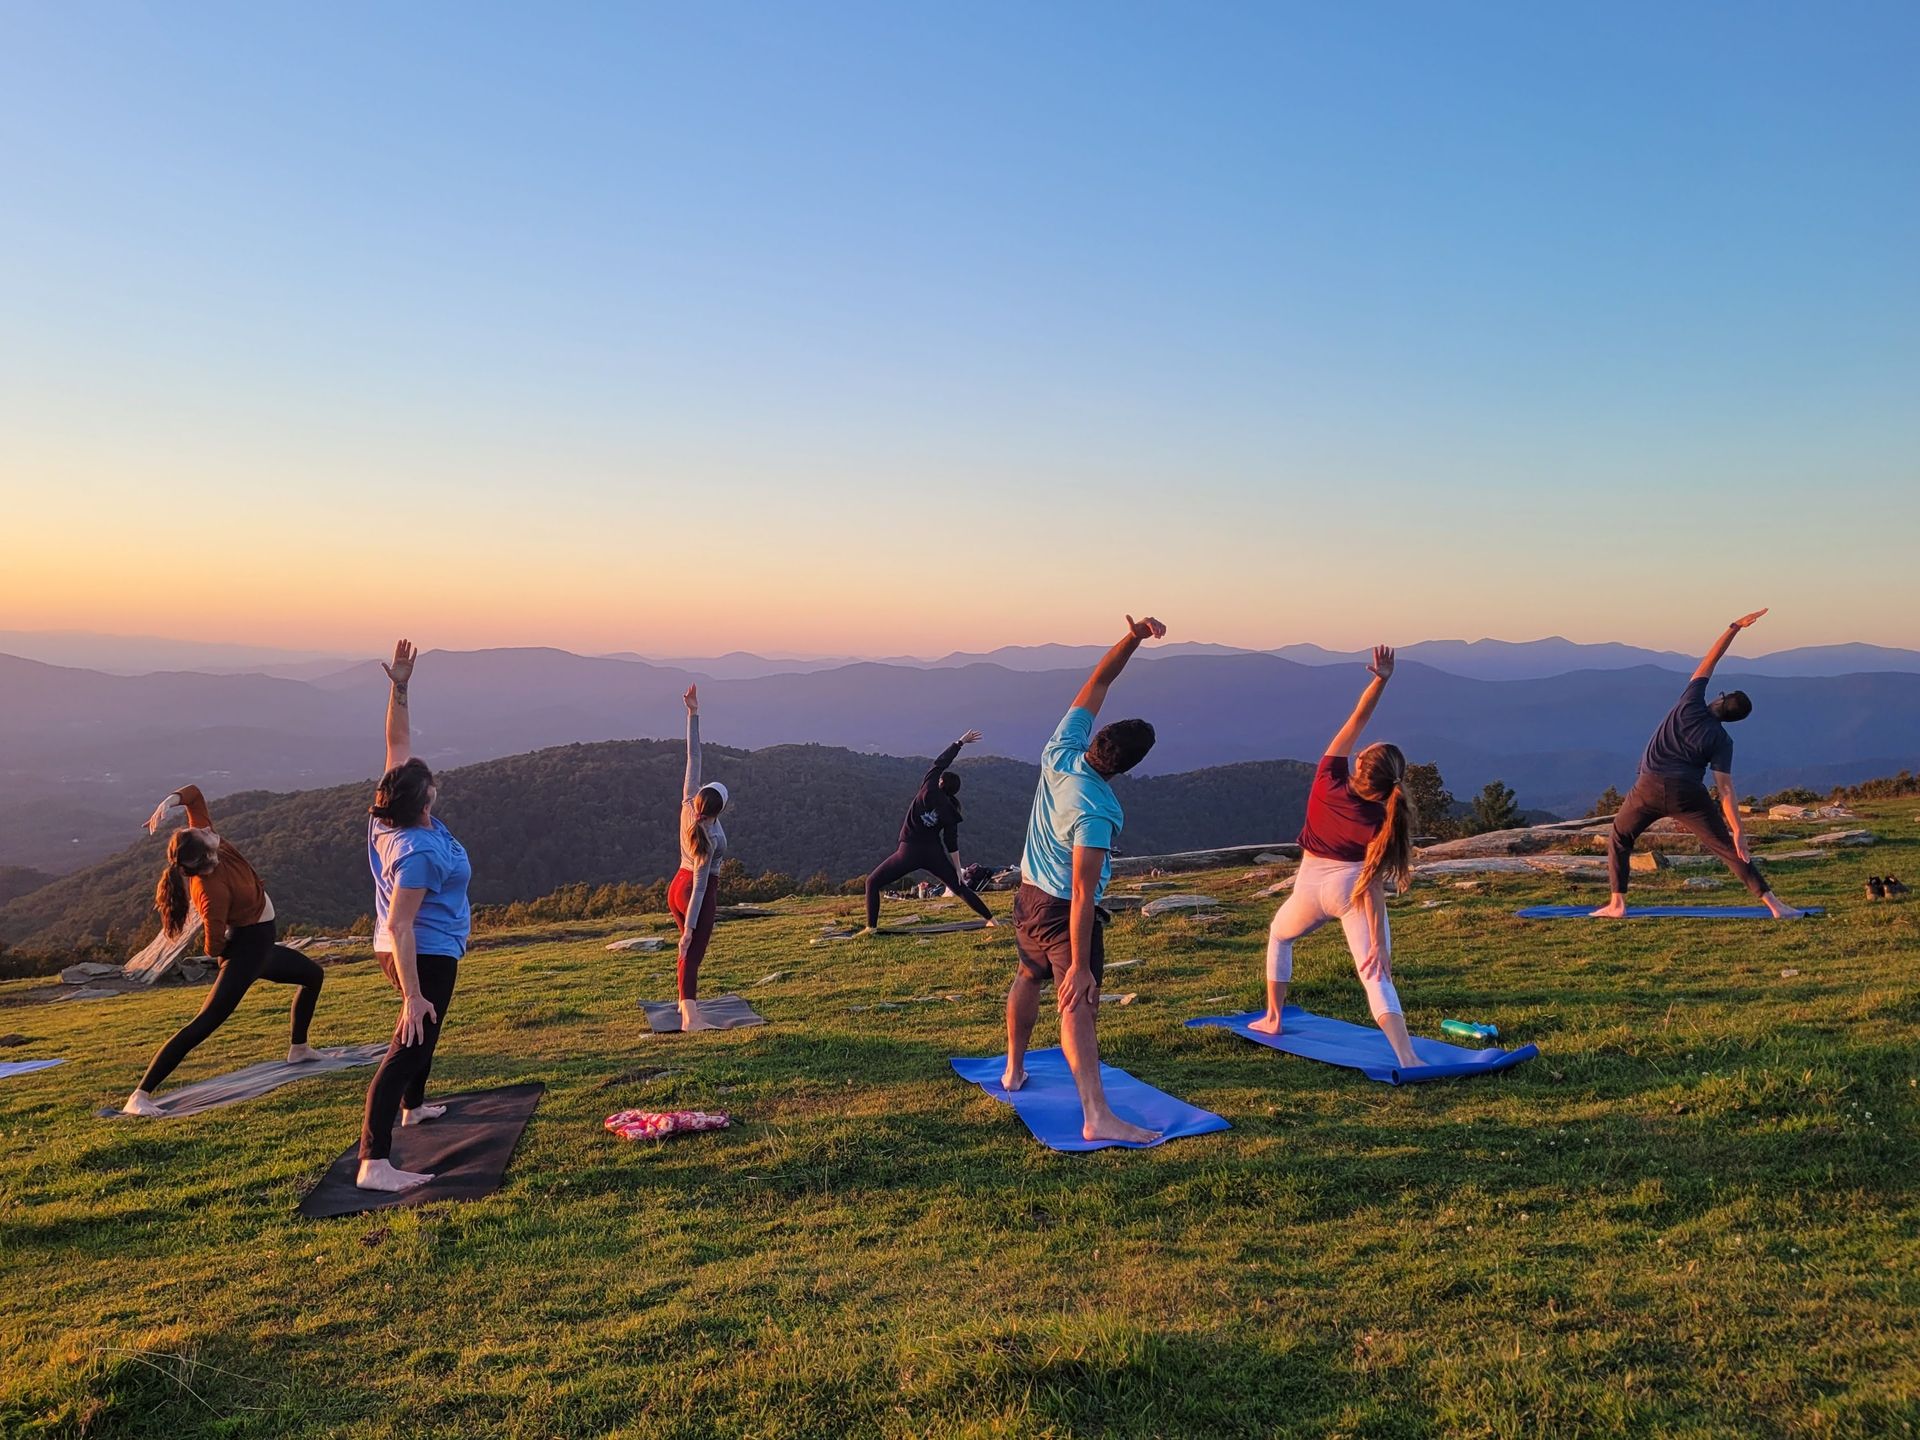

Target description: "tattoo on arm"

left=392, top=684, right=409, bottom=708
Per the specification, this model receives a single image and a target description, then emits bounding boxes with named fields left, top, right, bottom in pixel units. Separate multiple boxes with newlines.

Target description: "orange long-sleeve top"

left=175, top=785, right=269, bottom=958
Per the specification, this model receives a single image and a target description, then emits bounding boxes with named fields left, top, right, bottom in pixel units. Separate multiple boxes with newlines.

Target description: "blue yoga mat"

left=1185, top=1006, right=1538, bottom=1086
left=1515, top=905, right=1824, bottom=920
left=950, top=1048, right=1229, bottom=1151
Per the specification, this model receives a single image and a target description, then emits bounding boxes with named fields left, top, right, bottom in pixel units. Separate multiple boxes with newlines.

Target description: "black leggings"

left=137, top=919, right=323, bottom=1093
left=865, top=843, right=994, bottom=929
left=1608, top=774, right=1771, bottom=897
left=360, top=953, right=459, bottom=1161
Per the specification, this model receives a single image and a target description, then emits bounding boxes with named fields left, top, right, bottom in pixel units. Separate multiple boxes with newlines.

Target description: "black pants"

left=865, top=843, right=994, bottom=929
left=1608, top=774, right=1770, bottom=897
left=138, top=920, right=323, bottom=1093
left=359, top=953, right=459, bottom=1161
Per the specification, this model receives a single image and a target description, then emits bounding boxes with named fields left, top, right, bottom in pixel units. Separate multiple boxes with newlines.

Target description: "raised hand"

left=957, top=728, right=983, bottom=745
left=1368, top=645, right=1396, bottom=681
left=143, top=794, right=180, bottom=835
left=683, top=684, right=699, bottom=715
left=1126, top=615, right=1167, bottom=641
left=1733, top=609, right=1769, bottom=629
left=382, top=639, right=417, bottom=687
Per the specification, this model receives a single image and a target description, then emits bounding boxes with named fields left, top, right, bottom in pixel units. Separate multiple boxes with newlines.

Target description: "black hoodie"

left=897, top=740, right=964, bottom=851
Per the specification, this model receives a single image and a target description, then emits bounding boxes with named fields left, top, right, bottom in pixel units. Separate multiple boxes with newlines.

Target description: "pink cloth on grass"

left=604, top=1109, right=731, bottom=1141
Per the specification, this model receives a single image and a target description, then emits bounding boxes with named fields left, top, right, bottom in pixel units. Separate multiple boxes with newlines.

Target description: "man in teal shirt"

left=1005, top=614, right=1166, bottom=1144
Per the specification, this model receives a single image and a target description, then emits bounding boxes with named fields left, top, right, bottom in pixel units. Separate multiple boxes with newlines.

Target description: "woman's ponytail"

left=155, top=861, right=191, bottom=939
left=1351, top=743, right=1417, bottom=907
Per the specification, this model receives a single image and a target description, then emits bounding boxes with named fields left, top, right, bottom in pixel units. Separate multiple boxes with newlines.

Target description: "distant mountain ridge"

left=3, top=644, right=1915, bottom=873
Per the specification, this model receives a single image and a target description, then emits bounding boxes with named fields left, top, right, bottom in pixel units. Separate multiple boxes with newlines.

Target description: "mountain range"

left=3, top=637, right=1915, bottom=875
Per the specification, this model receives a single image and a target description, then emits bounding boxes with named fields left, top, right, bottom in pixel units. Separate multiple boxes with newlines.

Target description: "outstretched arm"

left=382, top=640, right=417, bottom=772
left=1071, top=616, right=1166, bottom=718
left=682, top=686, right=702, bottom=800
left=1693, top=610, right=1767, bottom=683
left=922, top=728, right=980, bottom=786
left=1327, top=646, right=1395, bottom=758
left=145, top=783, right=211, bottom=834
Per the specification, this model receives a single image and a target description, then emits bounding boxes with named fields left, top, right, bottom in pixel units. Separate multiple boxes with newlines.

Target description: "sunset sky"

left=2, top=3, right=1916, bottom=659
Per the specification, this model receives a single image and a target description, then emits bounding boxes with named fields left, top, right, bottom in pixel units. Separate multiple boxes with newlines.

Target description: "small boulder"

left=1140, top=894, right=1221, bottom=918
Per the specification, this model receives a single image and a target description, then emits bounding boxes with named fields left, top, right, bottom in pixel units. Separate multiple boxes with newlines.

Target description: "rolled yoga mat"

left=98, top=1043, right=389, bottom=1118
left=639, top=994, right=766, bottom=1032
left=1186, top=1006, right=1539, bottom=1086
left=1514, top=905, right=1824, bottom=920
left=298, top=1082, right=544, bottom=1219
left=950, top=1048, right=1230, bottom=1151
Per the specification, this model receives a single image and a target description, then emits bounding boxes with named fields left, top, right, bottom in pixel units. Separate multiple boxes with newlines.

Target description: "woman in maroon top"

left=1250, top=646, right=1423, bottom=1067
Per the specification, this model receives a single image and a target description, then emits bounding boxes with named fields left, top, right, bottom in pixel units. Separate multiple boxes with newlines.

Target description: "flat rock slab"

left=716, top=906, right=780, bottom=922
left=1140, top=894, right=1221, bottom=918
left=606, top=937, right=667, bottom=952
left=1807, top=829, right=1876, bottom=847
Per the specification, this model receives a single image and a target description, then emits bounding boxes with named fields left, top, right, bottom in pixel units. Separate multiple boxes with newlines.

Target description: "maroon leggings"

left=667, top=866, right=719, bottom=999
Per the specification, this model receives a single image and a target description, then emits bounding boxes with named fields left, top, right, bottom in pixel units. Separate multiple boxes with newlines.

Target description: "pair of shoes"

left=1865, top=876, right=1910, bottom=900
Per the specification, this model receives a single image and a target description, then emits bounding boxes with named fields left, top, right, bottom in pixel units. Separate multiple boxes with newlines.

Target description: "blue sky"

left=2, top=3, right=1914, bottom=655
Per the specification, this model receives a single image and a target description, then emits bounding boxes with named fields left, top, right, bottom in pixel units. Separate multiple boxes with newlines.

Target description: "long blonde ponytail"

left=1350, top=743, right=1416, bottom=906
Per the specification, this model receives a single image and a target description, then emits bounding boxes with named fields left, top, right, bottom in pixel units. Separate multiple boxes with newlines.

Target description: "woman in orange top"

left=122, top=784, right=327, bottom=1115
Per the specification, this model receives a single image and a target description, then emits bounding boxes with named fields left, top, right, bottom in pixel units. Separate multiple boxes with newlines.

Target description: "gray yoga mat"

left=99, top=1042, right=389, bottom=1118
left=877, top=920, right=991, bottom=936
left=1, top=1059, right=64, bottom=1079
left=638, top=994, right=766, bottom=1033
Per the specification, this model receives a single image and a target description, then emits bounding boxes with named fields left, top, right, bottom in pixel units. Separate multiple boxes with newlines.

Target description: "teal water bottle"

left=1441, top=1018, right=1498, bottom=1043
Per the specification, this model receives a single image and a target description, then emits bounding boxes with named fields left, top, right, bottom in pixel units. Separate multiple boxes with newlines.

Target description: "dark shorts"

left=1013, top=883, right=1105, bottom=988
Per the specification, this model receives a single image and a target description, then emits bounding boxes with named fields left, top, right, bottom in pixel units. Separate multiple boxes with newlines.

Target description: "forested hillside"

left=0, top=739, right=1315, bottom=951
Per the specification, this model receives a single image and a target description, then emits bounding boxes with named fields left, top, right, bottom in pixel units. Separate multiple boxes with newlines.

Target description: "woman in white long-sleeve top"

left=669, top=684, right=728, bottom=1031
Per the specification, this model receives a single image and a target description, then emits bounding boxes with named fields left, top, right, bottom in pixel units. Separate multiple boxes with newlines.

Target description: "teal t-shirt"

left=1019, top=706, right=1124, bottom=902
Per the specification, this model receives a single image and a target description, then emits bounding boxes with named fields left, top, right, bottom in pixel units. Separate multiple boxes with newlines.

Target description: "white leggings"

left=1266, top=853, right=1402, bottom=1018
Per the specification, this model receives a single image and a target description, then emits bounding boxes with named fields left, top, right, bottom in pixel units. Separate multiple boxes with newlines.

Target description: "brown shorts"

left=1013, top=883, right=1106, bottom=988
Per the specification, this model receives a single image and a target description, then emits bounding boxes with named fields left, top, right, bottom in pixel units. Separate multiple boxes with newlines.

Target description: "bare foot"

left=1082, top=1110, right=1161, bottom=1145
left=982, top=919, right=999, bottom=929
left=1766, top=901, right=1805, bottom=920
left=1000, top=1065, right=1027, bottom=1092
left=1589, top=900, right=1629, bottom=919
left=401, top=1103, right=447, bottom=1126
left=1248, top=1010, right=1285, bottom=1036
left=679, top=1000, right=716, bottom=1032
left=287, top=1043, right=323, bottom=1063
left=355, top=1158, right=434, bottom=1192
left=122, top=1090, right=163, bottom=1117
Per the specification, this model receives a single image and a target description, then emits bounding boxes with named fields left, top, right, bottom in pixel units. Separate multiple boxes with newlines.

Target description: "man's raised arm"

left=1693, top=610, right=1768, bottom=683
left=1071, top=615, right=1166, bottom=718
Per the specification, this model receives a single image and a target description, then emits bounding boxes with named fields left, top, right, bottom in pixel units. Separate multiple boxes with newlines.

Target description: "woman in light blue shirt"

left=356, top=640, right=473, bottom=1193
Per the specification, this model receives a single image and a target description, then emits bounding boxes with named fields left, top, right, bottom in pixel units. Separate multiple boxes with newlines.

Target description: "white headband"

left=699, top=781, right=729, bottom=807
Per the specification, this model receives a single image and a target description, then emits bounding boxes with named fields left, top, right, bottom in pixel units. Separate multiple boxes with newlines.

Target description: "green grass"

left=3, top=805, right=1917, bottom=1438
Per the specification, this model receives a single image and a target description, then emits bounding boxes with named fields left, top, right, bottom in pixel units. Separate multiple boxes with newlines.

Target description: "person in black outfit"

left=1593, top=609, right=1804, bottom=919
left=862, top=728, right=997, bottom=933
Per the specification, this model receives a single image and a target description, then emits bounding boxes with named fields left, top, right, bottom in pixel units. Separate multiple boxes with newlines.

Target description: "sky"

left=2, top=2, right=1916, bottom=659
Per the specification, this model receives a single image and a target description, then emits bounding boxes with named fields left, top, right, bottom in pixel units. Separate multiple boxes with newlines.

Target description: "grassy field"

left=3, top=804, right=1917, bottom=1438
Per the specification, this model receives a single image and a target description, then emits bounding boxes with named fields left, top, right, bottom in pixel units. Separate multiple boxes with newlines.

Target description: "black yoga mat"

left=297, top=1082, right=543, bottom=1219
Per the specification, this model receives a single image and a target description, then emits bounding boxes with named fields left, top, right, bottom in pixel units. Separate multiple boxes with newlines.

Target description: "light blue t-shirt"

left=368, top=815, right=473, bottom=960
left=1019, top=706, right=1125, bottom=903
